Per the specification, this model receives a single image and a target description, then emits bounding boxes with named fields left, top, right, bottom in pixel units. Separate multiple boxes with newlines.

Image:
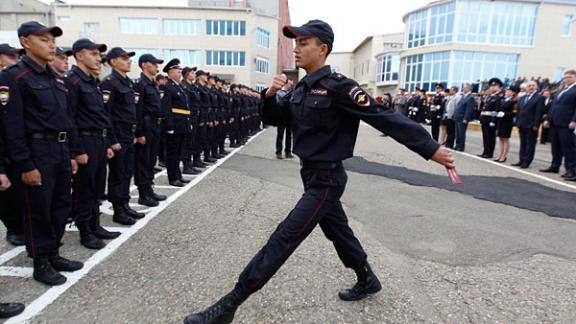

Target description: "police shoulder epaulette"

left=330, top=73, right=346, bottom=81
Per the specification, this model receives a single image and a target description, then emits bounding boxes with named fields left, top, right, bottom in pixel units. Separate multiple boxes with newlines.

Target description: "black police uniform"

left=235, top=65, right=439, bottom=297
left=162, top=78, right=192, bottom=184
left=182, top=81, right=205, bottom=168
left=207, top=87, right=219, bottom=158
left=0, top=55, right=76, bottom=258
left=479, top=91, right=502, bottom=158
left=429, top=91, right=445, bottom=141
left=100, top=69, right=142, bottom=220
left=0, top=132, right=23, bottom=245
left=66, top=64, right=116, bottom=247
left=195, top=82, right=215, bottom=162
left=134, top=72, right=167, bottom=199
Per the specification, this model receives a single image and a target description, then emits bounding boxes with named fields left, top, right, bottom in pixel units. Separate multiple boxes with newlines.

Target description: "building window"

left=206, top=50, right=245, bottom=67
left=57, top=16, right=71, bottom=23
left=255, top=27, right=271, bottom=48
left=450, top=51, right=517, bottom=90
left=376, top=53, right=400, bottom=85
left=428, top=2, right=455, bottom=45
left=127, top=49, right=160, bottom=62
left=555, top=67, right=566, bottom=81
left=486, top=2, right=537, bottom=46
left=83, top=22, right=100, bottom=39
left=163, top=49, right=202, bottom=65
left=402, top=51, right=450, bottom=92
left=163, top=19, right=201, bottom=35
left=206, top=20, right=246, bottom=36
left=119, top=18, right=158, bottom=34
left=562, top=15, right=573, bottom=37
left=255, top=83, right=267, bottom=92
left=407, top=8, right=427, bottom=48
left=255, top=57, right=270, bottom=74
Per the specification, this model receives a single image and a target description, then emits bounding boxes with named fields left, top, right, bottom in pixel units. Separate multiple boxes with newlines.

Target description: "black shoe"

left=193, top=161, right=208, bottom=168
left=204, top=157, right=217, bottom=163
left=230, top=143, right=240, bottom=148
left=158, top=161, right=166, bottom=168
left=124, top=203, right=145, bottom=219
left=49, top=254, right=83, bottom=272
left=540, top=167, right=559, bottom=173
left=338, top=263, right=382, bottom=301
left=566, top=175, right=576, bottom=181
left=169, top=180, right=185, bottom=187
left=6, top=231, right=24, bottom=246
left=149, top=187, right=167, bottom=201
left=511, top=162, right=523, bottom=167
left=180, top=178, right=191, bottom=184
left=138, top=187, right=159, bottom=207
left=112, top=203, right=136, bottom=225
left=33, top=257, right=67, bottom=286
left=494, top=158, right=507, bottom=163
left=183, top=290, right=247, bottom=324
left=276, top=153, right=283, bottom=159
left=183, top=166, right=201, bottom=175
left=285, top=152, right=294, bottom=159
left=454, top=148, right=464, bottom=152
left=76, top=221, right=106, bottom=250
left=219, top=149, right=230, bottom=156
left=92, top=224, right=121, bottom=240
left=154, top=166, right=163, bottom=172
left=562, top=172, right=576, bottom=179
left=476, top=154, right=486, bottom=158
left=0, top=303, right=25, bottom=319
left=519, top=164, right=530, bottom=169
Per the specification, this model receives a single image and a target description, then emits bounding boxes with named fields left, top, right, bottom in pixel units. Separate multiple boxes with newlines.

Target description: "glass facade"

left=405, top=0, right=538, bottom=48
left=119, top=18, right=159, bottom=34
left=128, top=48, right=160, bottom=62
left=562, top=15, right=573, bottom=37
left=205, top=50, right=245, bottom=67
left=401, top=51, right=518, bottom=92
left=255, top=57, right=270, bottom=74
left=255, top=27, right=271, bottom=48
left=163, top=19, right=201, bottom=35
left=376, top=53, right=400, bottom=85
left=163, top=49, right=202, bottom=65
left=206, top=20, right=246, bottom=36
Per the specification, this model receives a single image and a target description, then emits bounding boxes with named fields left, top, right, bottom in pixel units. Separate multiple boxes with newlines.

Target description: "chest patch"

left=310, top=88, right=328, bottom=96
left=0, top=86, right=9, bottom=106
left=160, top=91, right=164, bottom=99
left=134, top=92, right=141, bottom=104
left=349, top=86, right=370, bottom=107
left=102, top=90, right=111, bottom=104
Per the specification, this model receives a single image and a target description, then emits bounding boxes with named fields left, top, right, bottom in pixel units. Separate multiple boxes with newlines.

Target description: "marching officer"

left=184, top=19, right=455, bottom=324
left=101, top=47, right=145, bottom=225
left=134, top=53, right=168, bottom=206
left=429, top=84, right=445, bottom=141
left=161, top=58, right=192, bottom=187
left=66, top=38, right=121, bottom=249
left=478, top=78, right=503, bottom=158
left=0, top=21, right=84, bottom=286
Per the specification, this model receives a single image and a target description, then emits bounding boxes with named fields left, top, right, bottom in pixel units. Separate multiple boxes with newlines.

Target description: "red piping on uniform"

left=23, top=186, right=36, bottom=257
left=15, top=70, right=32, bottom=79
left=319, top=81, right=336, bottom=92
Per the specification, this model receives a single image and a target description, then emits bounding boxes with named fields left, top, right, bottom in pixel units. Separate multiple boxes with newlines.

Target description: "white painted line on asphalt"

left=64, top=225, right=128, bottom=233
left=455, top=150, right=576, bottom=191
left=5, top=130, right=266, bottom=324
left=0, top=246, right=25, bottom=266
left=0, top=266, right=33, bottom=278
left=154, top=185, right=184, bottom=189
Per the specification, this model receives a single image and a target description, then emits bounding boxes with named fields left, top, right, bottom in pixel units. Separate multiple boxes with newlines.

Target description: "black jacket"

left=548, top=84, right=576, bottom=128
left=516, top=93, right=545, bottom=128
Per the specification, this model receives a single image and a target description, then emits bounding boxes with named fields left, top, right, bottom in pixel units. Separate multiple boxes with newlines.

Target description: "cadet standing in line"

left=0, top=43, right=23, bottom=69
left=429, top=84, right=445, bottom=141
left=478, top=78, right=503, bottom=159
left=66, top=38, right=121, bottom=249
left=194, top=70, right=217, bottom=163
left=161, top=59, right=192, bottom=187
left=0, top=21, right=84, bottom=286
left=184, top=19, right=455, bottom=324
left=206, top=75, right=221, bottom=159
left=100, top=47, right=145, bottom=225
left=181, top=66, right=208, bottom=170
left=49, top=46, right=71, bottom=77
left=134, top=53, right=168, bottom=206
left=180, top=66, right=201, bottom=175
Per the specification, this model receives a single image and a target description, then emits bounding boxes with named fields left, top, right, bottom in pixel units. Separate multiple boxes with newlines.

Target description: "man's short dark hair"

left=565, top=69, right=576, bottom=76
left=450, top=86, right=459, bottom=92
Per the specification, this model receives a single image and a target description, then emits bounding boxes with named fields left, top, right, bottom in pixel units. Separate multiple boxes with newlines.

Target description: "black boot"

left=0, top=303, right=25, bottom=319
left=204, top=151, right=217, bottom=163
left=6, top=231, right=24, bottom=246
left=182, top=161, right=201, bottom=175
left=212, top=147, right=222, bottom=159
left=91, top=215, right=121, bottom=239
left=112, top=203, right=135, bottom=225
left=33, top=256, right=67, bottom=286
left=138, top=186, right=159, bottom=207
left=193, top=155, right=208, bottom=168
left=49, top=251, right=83, bottom=272
left=124, top=203, right=145, bottom=219
left=76, top=220, right=105, bottom=250
left=338, top=263, right=382, bottom=301
left=183, top=289, right=247, bottom=324
left=219, top=145, right=230, bottom=156
left=149, top=185, right=167, bottom=201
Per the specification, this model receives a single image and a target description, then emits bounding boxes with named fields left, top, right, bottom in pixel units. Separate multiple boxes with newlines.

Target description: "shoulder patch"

left=0, top=86, right=10, bottom=106
left=348, top=86, right=371, bottom=107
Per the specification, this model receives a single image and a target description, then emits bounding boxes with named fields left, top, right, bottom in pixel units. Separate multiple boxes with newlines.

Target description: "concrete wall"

left=0, top=0, right=51, bottom=35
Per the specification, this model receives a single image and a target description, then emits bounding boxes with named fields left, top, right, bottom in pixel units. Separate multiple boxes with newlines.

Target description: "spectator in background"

left=275, top=80, right=294, bottom=159
left=440, top=86, right=461, bottom=149
left=494, top=85, right=519, bottom=163
left=512, top=81, right=545, bottom=168
left=453, top=83, right=477, bottom=151
left=540, top=88, right=553, bottom=144
left=393, top=88, right=408, bottom=116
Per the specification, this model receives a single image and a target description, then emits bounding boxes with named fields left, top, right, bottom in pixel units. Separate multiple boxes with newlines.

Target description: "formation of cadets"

left=0, top=21, right=263, bottom=293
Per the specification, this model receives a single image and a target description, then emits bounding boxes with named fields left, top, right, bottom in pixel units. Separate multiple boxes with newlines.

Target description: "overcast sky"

left=39, top=0, right=430, bottom=51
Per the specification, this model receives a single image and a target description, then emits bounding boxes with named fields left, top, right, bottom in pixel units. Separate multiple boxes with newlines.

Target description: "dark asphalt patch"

left=344, top=157, right=576, bottom=220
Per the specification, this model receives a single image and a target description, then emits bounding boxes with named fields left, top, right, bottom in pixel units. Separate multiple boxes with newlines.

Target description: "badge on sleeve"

left=0, top=86, right=10, bottom=106
left=160, top=90, right=164, bottom=99
left=102, top=90, right=111, bottom=104
left=348, top=86, right=370, bottom=107
left=134, top=92, right=140, bottom=104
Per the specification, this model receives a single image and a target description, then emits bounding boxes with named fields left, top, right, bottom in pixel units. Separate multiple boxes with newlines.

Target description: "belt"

left=480, top=111, right=497, bottom=117
left=172, top=108, right=191, bottom=115
left=114, top=122, right=137, bottom=132
left=80, top=129, right=108, bottom=138
left=29, top=131, right=68, bottom=143
left=300, top=160, right=341, bottom=169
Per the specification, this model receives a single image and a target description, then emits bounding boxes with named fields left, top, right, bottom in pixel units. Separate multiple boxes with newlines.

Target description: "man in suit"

left=540, top=70, right=576, bottom=181
left=452, top=83, right=476, bottom=151
left=513, top=80, right=545, bottom=168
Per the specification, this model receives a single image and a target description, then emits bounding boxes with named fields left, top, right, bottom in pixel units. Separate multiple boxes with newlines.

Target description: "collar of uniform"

left=302, top=65, right=332, bottom=89
left=111, top=69, right=131, bottom=85
left=22, top=55, right=49, bottom=75
left=140, top=72, right=155, bottom=85
left=71, top=65, right=93, bottom=83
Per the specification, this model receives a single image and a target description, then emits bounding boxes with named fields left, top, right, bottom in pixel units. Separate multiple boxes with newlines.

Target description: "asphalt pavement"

left=1, top=124, right=575, bottom=324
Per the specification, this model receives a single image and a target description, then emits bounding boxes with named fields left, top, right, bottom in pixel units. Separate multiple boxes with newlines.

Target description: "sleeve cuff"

left=16, top=160, right=36, bottom=173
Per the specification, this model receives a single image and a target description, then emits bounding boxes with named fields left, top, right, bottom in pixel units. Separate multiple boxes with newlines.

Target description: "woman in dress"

left=494, top=85, right=520, bottom=162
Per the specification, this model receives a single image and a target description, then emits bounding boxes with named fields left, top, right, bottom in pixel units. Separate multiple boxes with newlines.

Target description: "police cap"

left=138, top=53, right=163, bottom=66
left=107, top=47, right=135, bottom=60
left=181, top=66, right=197, bottom=78
left=488, top=78, right=503, bottom=87
left=283, top=19, right=334, bottom=54
left=56, top=47, right=73, bottom=57
left=195, top=70, right=208, bottom=77
left=0, top=43, right=21, bottom=55
left=507, top=85, right=521, bottom=93
left=18, top=21, right=62, bottom=38
left=72, top=38, right=106, bottom=54
left=162, top=58, right=181, bottom=73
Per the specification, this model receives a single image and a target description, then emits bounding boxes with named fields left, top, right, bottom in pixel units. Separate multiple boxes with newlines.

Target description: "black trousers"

left=455, top=121, right=468, bottom=151
left=445, top=119, right=455, bottom=149
left=550, top=127, right=576, bottom=173
left=166, top=133, right=185, bottom=182
left=20, top=140, right=71, bottom=257
left=275, top=124, right=292, bottom=154
left=540, top=127, right=550, bottom=144
left=0, top=164, right=22, bottom=234
left=135, top=118, right=162, bottom=186
left=431, top=117, right=441, bottom=141
left=198, top=124, right=211, bottom=156
left=108, top=127, right=134, bottom=204
left=235, top=164, right=368, bottom=295
left=481, top=123, right=497, bottom=157
left=518, top=128, right=538, bottom=166
left=72, top=135, right=107, bottom=222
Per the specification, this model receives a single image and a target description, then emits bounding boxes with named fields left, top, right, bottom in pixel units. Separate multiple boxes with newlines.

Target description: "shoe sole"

left=338, top=283, right=382, bottom=301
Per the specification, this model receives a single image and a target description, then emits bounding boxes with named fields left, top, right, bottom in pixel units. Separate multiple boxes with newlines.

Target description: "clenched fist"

left=265, top=74, right=288, bottom=98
